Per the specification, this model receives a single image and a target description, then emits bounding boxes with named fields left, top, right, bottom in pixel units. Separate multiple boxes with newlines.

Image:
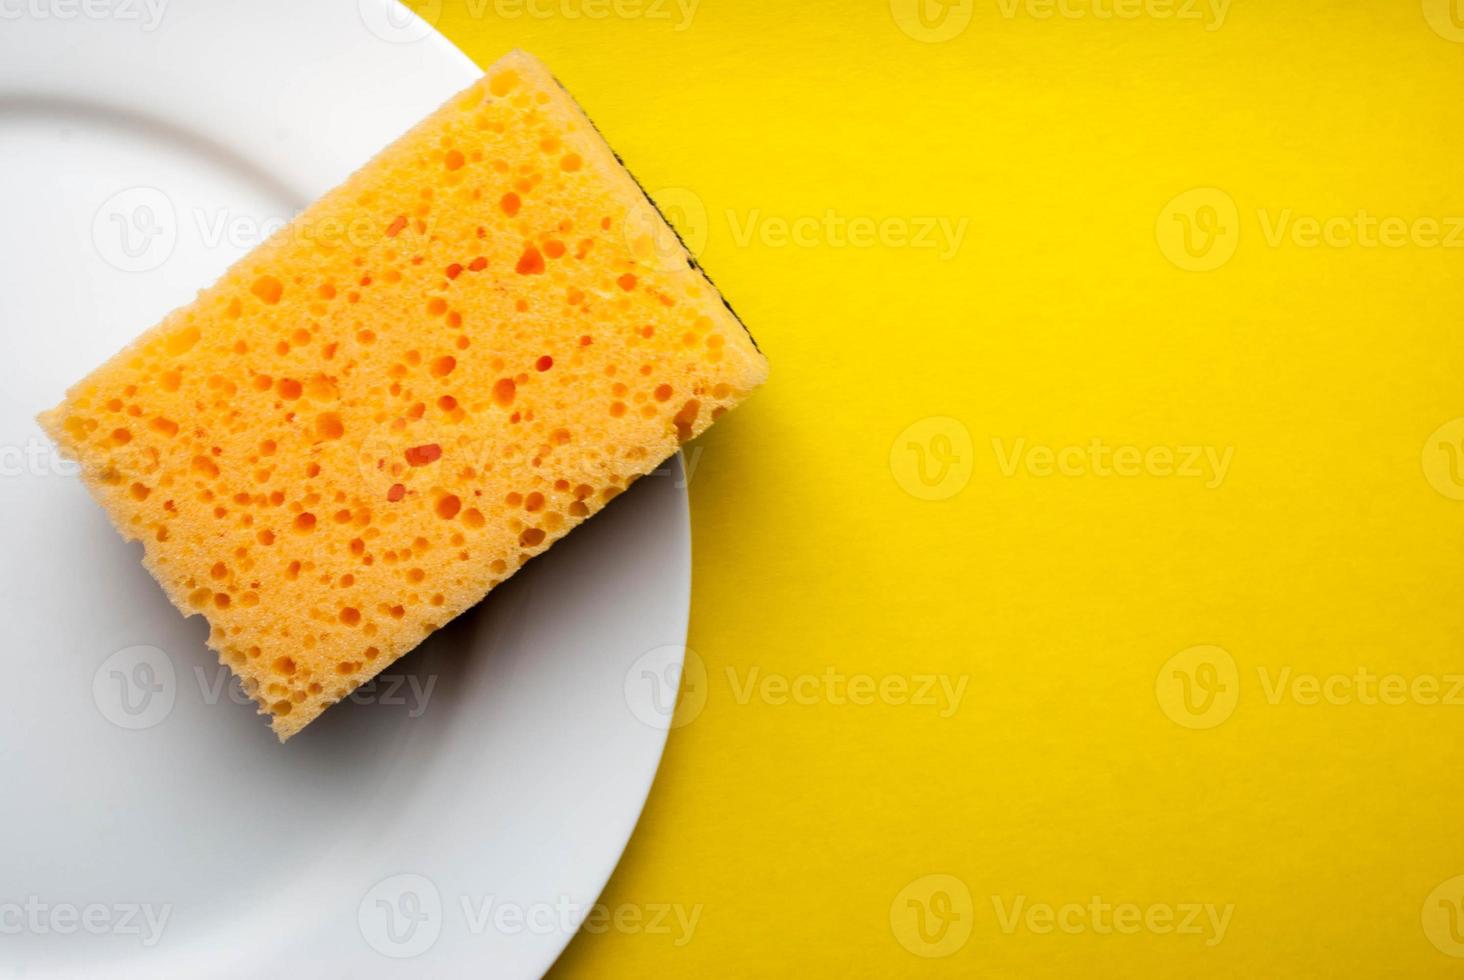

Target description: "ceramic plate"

left=0, top=2, right=689, bottom=975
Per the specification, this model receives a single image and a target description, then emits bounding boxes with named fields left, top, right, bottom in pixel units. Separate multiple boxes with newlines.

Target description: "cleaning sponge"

left=39, top=50, right=767, bottom=740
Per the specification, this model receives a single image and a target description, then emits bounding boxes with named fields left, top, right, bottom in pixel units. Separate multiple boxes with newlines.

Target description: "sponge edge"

left=38, top=50, right=768, bottom=741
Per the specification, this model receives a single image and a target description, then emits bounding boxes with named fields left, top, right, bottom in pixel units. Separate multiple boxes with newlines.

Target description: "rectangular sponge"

left=39, top=50, right=767, bottom=740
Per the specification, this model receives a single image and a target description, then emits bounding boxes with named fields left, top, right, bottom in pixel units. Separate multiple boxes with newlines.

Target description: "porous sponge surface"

left=39, top=50, right=767, bottom=741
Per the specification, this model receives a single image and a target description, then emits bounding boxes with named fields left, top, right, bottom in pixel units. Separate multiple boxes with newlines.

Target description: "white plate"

left=0, top=3, right=690, bottom=976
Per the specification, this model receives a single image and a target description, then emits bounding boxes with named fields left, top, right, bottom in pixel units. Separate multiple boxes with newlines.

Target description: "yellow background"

left=419, top=0, right=1464, bottom=974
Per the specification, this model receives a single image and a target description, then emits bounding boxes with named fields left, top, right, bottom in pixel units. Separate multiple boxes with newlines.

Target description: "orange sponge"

left=39, top=50, right=767, bottom=740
